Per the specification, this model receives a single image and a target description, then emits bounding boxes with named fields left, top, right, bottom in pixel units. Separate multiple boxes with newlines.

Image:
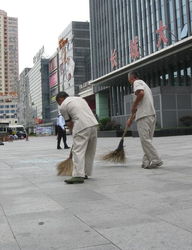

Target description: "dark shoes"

left=64, top=177, right=84, bottom=184
left=57, top=146, right=70, bottom=149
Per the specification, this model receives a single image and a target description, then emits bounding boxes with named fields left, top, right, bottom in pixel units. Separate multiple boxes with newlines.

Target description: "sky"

left=0, top=0, right=90, bottom=73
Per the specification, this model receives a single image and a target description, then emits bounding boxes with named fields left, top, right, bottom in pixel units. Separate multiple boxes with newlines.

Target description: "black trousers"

left=57, top=126, right=67, bottom=148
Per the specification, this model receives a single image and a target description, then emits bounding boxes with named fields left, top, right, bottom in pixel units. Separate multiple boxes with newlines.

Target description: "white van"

left=8, top=125, right=27, bottom=138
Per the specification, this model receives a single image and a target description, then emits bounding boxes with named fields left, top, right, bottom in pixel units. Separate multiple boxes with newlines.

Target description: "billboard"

left=49, top=56, right=57, bottom=73
left=49, top=72, right=57, bottom=88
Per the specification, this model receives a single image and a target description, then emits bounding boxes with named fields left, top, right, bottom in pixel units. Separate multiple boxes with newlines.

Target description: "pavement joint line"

left=0, top=202, right=22, bottom=250
left=124, top=197, right=192, bottom=235
left=73, top=214, right=123, bottom=250
left=69, top=243, right=118, bottom=250
left=152, top=215, right=192, bottom=235
left=1, top=160, right=14, bottom=168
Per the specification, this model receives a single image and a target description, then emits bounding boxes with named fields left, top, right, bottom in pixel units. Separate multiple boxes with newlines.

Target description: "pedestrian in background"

left=56, top=91, right=98, bottom=184
left=127, top=71, right=163, bottom=169
left=56, top=113, right=70, bottom=150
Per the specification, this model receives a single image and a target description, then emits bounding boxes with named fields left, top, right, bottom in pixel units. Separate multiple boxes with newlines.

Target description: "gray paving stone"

left=157, top=208, right=192, bottom=232
left=99, top=221, right=192, bottom=250
left=0, top=192, right=64, bottom=216
left=7, top=211, right=109, bottom=250
left=0, top=135, right=192, bottom=250
left=0, top=222, right=20, bottom=250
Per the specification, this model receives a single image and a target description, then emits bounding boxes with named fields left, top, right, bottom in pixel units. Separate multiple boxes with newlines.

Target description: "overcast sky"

left=1, top=0, right=89, bottom=73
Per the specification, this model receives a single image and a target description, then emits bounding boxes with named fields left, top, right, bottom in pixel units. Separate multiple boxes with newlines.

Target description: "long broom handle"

left=69, top=146, right=73, bottom=159
left=122, top=113, right=136, bottom=139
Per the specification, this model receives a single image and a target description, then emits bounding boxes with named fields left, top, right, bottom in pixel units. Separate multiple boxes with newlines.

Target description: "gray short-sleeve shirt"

left=133, top=79, right=156, bottom=121
left=60, top=97, right=98, bottom=135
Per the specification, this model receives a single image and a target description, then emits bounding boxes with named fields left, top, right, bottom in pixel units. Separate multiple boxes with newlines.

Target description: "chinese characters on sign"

left=156, top=20, right=168, bottom=48
left=130, top=37, right=140, bottom=60
left=110, top=49, right=118, bottom=69
left=109, top=21, right=168, bottom=68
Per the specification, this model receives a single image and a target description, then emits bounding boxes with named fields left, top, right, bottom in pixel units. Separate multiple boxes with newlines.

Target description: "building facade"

left=28, top=56, right=50, bottom=125
left=58, top=21, right=91, bottom=95
left=89, top=0, right=192, bottom=129
left=0, top=10, right=18, bottom=94
left=0, top=10, right=19, bottom=125
left=17, top=68, right=33, bottom=128
left=49, top=52, right=59, bottom=124
left=0, top=94, right=18, bottom=124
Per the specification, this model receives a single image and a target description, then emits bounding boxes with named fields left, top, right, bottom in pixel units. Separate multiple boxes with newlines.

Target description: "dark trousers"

left=57, top=126, right=67, bottom=148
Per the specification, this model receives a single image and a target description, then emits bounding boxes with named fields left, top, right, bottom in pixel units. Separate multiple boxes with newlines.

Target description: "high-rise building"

left=0, top=10, right=19, bottom=125
left=89, top=0, right=192, bottom=129
left=28, top=57, right=50, bottom=125
left=0, top=9, right=18, bottom=95
left=49, top=52, right=59, bottom=125
left=17, top=68, right=32, bottom=128
left=58, top=21, right=91, bottom=95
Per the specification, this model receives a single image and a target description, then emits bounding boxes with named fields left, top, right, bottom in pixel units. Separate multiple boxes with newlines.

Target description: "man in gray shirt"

left=127, top=71, right=163, bottom=169
left=56, top=91, right=98, bottom=184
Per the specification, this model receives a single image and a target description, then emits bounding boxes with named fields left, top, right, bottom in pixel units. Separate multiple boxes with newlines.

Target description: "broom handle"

left=122, top=113, right=136, bottom=139
left=69, top=146, right=73, bottom=159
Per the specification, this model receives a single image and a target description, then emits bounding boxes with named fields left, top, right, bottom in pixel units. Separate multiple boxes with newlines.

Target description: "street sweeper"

left=127, top=71, right=163, bottom=169
left=56, top=91, right=98, bottom=184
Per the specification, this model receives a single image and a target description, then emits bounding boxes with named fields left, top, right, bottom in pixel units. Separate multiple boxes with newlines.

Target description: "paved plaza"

left=0, top=135, right=192, bottom=250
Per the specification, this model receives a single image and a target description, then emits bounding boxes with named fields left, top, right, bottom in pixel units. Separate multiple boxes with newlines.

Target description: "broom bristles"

left=57, top=157, right=73, bottom=176
left=102, top=138, right=126, bottom=163
left=102, top=149, right=126, bottom=163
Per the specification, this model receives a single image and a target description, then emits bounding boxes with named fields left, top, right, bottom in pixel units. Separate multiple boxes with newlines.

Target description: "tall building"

left=28, top=47, right=50, bottom=125
left=17, top=68, right=33, bottom=128
left=0, top=10, right=19, bottom=125
left=49, top=52, right=59, bottom=124
left=58, top=21, right=91, bottom=95
left=88, top=0, right=192, bottom=129
left=0, top=9, right=18, bottom=95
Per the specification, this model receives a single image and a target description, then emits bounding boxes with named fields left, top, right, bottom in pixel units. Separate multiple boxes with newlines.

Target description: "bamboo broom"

left=102, top=114, right=135, bottom=163
left=57, top=148, right=73, bottom=176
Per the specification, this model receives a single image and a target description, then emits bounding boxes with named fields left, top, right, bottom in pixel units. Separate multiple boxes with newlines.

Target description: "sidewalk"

left=0, top=135, right=192, bottom=250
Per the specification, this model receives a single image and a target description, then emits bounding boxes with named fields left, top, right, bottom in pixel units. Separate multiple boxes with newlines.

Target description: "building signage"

left=156, top=21, right=168, bottom=48
left=110, top=49, right=118, bottom=69
left=49, top=56, right=57, bottom=72
left=49, top=72, right=57, bottom=88
left=130, top=37, right=140, bottom=59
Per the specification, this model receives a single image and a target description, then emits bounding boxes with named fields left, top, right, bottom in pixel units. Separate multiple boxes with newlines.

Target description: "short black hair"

left=56, top=91, right=69, bottom=101
left=128, top=71, right=139, bottom=78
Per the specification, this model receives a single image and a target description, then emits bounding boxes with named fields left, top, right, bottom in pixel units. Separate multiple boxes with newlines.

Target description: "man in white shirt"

left=56, top=113, right=70, bottom=149
left=127, top=71, right=163, bottom=169
left=56, top=91, right=99, bottom=184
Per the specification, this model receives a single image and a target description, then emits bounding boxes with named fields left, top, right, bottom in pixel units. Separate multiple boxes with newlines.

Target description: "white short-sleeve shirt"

left=60, top=97, right=98, bottom=135
left=133, top=79, right=156, bottom=121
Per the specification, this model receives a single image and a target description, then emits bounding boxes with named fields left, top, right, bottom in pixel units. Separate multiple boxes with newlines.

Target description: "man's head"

left=128, top=71, right=139, bottom=84
left=56, top=91, right=69, bottom=105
